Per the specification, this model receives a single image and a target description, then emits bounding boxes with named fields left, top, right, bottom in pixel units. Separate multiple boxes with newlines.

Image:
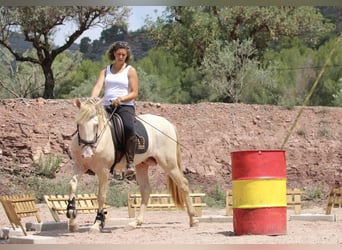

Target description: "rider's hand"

left=111, top=97, right=122, bottom=107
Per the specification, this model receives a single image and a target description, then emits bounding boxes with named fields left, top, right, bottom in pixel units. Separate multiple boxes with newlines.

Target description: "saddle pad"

left=134, top=118, right=148, bottom=154
left=106, top=106, right=149, bottom=155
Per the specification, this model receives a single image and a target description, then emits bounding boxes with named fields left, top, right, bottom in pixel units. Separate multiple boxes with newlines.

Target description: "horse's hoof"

left=190, top=219, right=199, bottom=227
left=89, top=226, right=100, bottom=234
left=128, top=221, right=137, bottom=227
left=68, top=224, right=78, bottom=232
left=128, top=220, right=142, bottom=228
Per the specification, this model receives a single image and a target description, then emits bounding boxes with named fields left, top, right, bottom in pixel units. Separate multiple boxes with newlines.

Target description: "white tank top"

left=103, top=64, right=134, bottom=106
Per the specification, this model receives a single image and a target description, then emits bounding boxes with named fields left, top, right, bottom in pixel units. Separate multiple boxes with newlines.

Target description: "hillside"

left=0, top=98, right=341, bottom=199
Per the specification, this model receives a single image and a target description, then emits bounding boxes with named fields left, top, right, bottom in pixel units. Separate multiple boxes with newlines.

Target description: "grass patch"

left=10, top=174, right=227, bottom=209
left=203, top=185, right=226, bottom=208
left=303, top=187, right=323, bottom=202
left=318, top=128, right=330, bottom=138
left=106, top=180, right=138, bottom=207
left=33, top=153, right=61, bottom=178
left=316, top=108, right=329, bottom=114
left=13, top=175, right=100, bottom=203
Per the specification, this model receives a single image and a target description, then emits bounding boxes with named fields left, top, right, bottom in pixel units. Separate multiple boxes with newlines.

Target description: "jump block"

left=8, top=235, right=57, bottom=244
left=105, top=217, right=135, bottom=227
left=289, top=213, right=336, bottom=222
left=26, top=221, right=68, bottom=232
left=128, top=192, right=206, bottom=218
left=0, top=227, right=25, bottom=239
left=197, top=215, right=233, bottom=223
left=44, top=193, right=110, bottom=222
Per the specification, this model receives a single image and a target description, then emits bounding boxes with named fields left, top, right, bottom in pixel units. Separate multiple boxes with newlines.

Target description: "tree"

left=310, top=35, right=342, bottom=106
left=60, top=56, right=106, bottom=99
left=200, top=39, right=277, bottom=103
left=0, top=6, right=129, bottom=99
left=147, top=6, right=334, bottom=68
left=79, top=37, right=91, bottom=54
left=333, top=78, right=342, bottom=107
left=0, top=47, right=45, bottom=98
left=81, top=25, right=129, bottom=61
left=52, top=50, right=83, bottom=98
left=137, top=47, right=190, bottom=103
left=144, top=6, right=335, bottom=104
left=99, top=25, right=128, bottom=44
left=147, top=6, right=220, bottom=67
left=263, top=38, right=316, bottom=106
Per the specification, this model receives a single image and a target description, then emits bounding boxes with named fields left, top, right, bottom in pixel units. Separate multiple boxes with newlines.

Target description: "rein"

left=132, top=110, right=190, bottom=151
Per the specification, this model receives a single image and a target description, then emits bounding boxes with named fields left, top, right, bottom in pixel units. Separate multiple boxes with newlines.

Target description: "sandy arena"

left=0, top=203, right=341, bottom=244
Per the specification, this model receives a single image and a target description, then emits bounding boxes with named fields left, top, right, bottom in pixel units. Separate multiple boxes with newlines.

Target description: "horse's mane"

left=76, top=98, right=106, bottom=125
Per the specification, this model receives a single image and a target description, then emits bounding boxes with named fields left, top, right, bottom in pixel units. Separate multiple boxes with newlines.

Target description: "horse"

left=67, top=98, right=199, bottom=232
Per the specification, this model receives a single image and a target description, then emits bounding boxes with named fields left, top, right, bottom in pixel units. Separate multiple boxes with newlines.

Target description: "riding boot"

left=125, top=136, right=136, bottom=177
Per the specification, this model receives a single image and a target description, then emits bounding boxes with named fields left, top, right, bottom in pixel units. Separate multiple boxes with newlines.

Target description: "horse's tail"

left=168, top=125, right=186, bottom=210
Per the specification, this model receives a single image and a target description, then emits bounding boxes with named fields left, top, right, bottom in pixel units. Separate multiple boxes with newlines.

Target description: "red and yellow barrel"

left=231, top=150, right=287, bottom=235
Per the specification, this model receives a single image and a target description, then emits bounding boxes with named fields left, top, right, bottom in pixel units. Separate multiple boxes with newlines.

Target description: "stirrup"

left=125, top=164, right=136, bottom=177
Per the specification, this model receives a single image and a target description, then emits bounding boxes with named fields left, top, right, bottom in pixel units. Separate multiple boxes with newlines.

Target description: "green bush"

left=33, top=154, right=61, bottom=178
left=204, top=185, right=226, bottom=208
left=25, top=176, right=70, bottom=203
left=106, top=180, right=138, bottom=207
left=303, top=187, right=323, bottom=201
left=318, top=128, right=330, bottom=137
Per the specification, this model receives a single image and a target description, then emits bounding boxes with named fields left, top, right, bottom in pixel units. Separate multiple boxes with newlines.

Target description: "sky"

left=54, top=6, right=165, bottom=46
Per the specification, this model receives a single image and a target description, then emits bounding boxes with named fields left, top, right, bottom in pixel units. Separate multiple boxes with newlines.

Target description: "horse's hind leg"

left=166, top=167, right=198, bottom=227
left=129, top=162, right=151, bottom=227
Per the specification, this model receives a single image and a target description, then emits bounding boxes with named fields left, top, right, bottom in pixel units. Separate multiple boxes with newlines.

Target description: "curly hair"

left=107, top=41, right=132, bottom=62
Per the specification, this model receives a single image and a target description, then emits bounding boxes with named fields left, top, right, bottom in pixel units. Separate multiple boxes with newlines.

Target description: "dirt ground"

left=0, top=203, right=341, bottom=244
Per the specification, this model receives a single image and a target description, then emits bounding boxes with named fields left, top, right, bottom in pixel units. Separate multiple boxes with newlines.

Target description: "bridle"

left=76, top=106, right=117, bottom=149
left=77, top=124, right=99, bottom=149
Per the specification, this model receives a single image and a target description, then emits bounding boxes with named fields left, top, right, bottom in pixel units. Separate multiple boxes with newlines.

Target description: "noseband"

left=77, top=124, right=99, bottom=148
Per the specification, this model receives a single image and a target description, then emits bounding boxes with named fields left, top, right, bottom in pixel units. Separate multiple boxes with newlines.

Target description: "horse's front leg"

left=89, top=168, right=109, bottom=233
left=129, top=162, right=151, bottom=227
left=67, top=174, right=80, bottom=232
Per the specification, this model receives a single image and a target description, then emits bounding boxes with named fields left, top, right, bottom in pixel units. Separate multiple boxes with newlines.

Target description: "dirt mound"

left=0, top=98, right=341, bottom=197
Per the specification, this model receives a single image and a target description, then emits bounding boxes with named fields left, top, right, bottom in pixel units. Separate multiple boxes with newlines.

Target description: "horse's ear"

left=75, top=99, right=81, bottom=108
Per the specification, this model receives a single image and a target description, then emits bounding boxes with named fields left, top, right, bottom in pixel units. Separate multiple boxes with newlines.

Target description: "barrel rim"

left=231, top=149, right=285, bottom=154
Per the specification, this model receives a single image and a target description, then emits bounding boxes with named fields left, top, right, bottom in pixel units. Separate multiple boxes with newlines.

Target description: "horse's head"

left=75, top=98, right=104, bottom=158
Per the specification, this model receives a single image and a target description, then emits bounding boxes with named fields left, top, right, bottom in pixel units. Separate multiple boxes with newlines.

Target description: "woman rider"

left=91, top=41, right=138, bottom=177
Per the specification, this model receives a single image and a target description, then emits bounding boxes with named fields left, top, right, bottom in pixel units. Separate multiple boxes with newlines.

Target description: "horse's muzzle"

left=81, top=145, right=94, bottom=158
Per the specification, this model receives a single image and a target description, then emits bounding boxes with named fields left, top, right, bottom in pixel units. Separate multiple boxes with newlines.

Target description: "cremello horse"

left=67, top=98, right=198, bottom=232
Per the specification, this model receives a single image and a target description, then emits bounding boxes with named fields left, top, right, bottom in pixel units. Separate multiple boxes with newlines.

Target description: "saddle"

left=105, top=107, right=149, bottom=174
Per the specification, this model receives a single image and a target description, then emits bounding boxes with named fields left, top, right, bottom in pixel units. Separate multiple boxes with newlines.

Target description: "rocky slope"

left=0, top=98, right=341, bottom=198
